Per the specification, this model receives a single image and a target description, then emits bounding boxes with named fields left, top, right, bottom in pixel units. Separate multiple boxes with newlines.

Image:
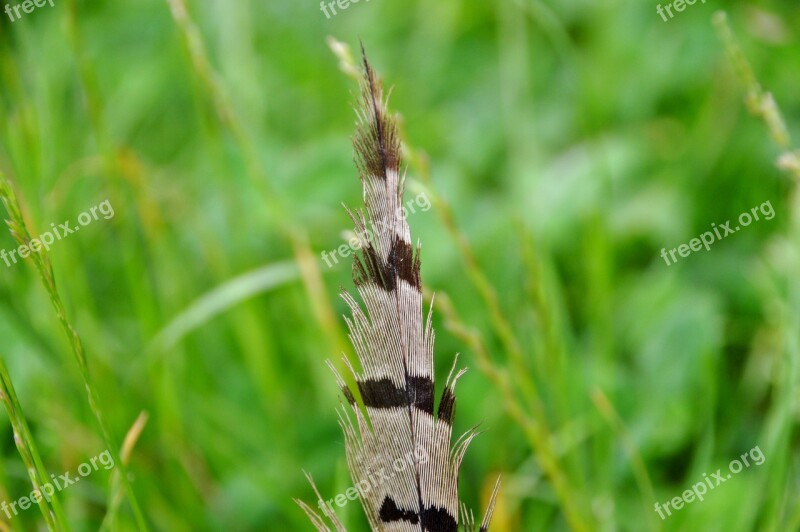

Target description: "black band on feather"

left=379, top=497, right=458, bottom=532
left=357, top=378, right=407, bottom=409
left=356, top=376, right=434, bottom=414
left=388, top=236, right=421, bottom=290
left=408, top=375, right=434, bottom=415
left=353, top=237, right=421, bottom=291
left=421, top=506, right=458, bottom=532
left=379, top=497, right=419, bottom=524
left=437, top=387, right=457, bottom=425
left=353, top=242, right=395, bottom=291
left=341, top=385, right=356, bottom=406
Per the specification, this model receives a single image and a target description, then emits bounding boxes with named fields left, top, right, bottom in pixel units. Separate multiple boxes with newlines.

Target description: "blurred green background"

left=1, top=0, right=799, bottom=530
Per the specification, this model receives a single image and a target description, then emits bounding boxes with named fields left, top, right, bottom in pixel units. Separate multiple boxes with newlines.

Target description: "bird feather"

left=298, top=47, right=499, bottom=532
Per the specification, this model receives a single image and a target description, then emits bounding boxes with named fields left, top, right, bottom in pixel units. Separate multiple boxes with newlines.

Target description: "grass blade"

left=0, top=356, right=69, bottom=531
left=0, top=174, right=150, bottom=531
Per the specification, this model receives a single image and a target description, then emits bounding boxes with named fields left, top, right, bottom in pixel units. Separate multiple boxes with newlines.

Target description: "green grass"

left=0, top=0, right=799, bottom=530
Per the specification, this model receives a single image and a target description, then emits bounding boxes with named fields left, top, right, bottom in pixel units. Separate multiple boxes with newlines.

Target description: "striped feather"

left=299, top=47, right=499, bottom=532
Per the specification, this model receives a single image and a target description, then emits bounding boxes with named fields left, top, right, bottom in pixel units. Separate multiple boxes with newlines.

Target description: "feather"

left=300, top=46, right=499, bottom=531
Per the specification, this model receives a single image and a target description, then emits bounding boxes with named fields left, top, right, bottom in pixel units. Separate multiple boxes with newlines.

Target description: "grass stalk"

left=102, top=412, right=150, bottom=531
left=0, top=356, right=70, bottom=531
left=0, top=175, right=150, bottom=531
left=432, top=290, right=591, bottom=531
left=413, top=153, right=542, bottom=416
left=590, top=389, right=659, bottom=532
left=713, top=11, right=800, bottom=183
left=518, top=225, right=586, bottom=489
left=714, top=11, right=800, bottom=529
left=163, top=0, right=348, bottom=358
